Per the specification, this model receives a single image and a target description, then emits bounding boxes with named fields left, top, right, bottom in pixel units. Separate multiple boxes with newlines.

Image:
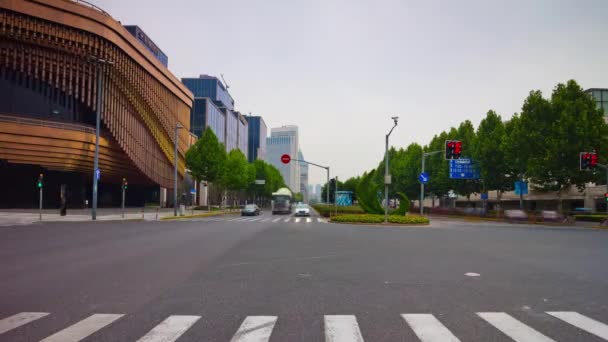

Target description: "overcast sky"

left=96, top=0, right=608, bottom=185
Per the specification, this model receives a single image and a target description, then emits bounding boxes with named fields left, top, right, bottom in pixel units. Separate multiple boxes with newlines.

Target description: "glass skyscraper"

left=245, top=116, right=267, bottom=162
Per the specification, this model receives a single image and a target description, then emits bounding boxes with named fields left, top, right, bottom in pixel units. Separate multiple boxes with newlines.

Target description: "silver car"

left=294, top=203, right=310, bottom=217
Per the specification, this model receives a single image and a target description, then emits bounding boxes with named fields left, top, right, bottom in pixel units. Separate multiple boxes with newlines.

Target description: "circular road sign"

left=281, top=154, right=291, bottom=164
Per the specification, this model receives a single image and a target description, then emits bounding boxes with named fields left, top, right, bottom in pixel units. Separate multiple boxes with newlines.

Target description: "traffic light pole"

left=122, top=186, right=125, bottom=218
left=290, top=158, right=330, bottom=205
left=420, top=150, right=442, bottom=215
left=39, top=187, right=42, bottom=221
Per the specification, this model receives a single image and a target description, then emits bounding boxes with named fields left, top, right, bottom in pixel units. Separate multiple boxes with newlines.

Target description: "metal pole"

left=174, top=124, right=179, bottom=216
left=384, top=134, right=389, bottom=223
left=92, top=63, right=103, bottom=220
left=39, top=187, right=42, bottom=221
left=420, top=154, right=425, bottom=215
left=605, top=167, right=608, bottom=214
left=326, top=167, right=330, bottom=206
left=122, top=186, right=125, bottom=218
left=519, top=175, right=524, bottom=210
left=335, top=176, right=339, bottom=216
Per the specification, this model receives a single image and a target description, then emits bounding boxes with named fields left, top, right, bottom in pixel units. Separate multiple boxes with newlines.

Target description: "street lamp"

left=174, top=123, right=184, bottom=216
left=384, top=116, right=398, bottom=223
left=89, top=56, right=114, bottom=220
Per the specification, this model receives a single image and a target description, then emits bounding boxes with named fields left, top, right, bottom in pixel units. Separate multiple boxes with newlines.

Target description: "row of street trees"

left=351, top=80, right=607, bottom=212
left=185, top=127, right=287, bottom=206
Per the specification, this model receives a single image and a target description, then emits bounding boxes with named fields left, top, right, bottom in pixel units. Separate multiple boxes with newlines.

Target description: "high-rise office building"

left=245, top=116, right=267, bottom=162
left=236, top=112, right=249, bottom=156
left=183, top=75, right=247, bottom=152
left=299, top=150, right=309, bottom=202
left=585, top=88, right=608, bottom=116
left=123, top=25, right=169, bottom=67
left=267, top=125, right=300, bottom=192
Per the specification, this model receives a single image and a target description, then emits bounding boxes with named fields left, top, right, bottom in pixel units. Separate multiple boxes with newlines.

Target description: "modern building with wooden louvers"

left=0, top=0, right=194, bottom=207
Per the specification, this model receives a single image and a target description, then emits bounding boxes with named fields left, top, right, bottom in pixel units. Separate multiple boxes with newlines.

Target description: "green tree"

left=185, top=127, right=226, bottom=204
left=293, top=192, right=304, bottom=202
left=529, top=81, right=608, bottom=211
left=473, top=110, right=512, bottom=204
left=221, top=149, right=255, bottom=192
left=356, top=170, right=383, bottom=214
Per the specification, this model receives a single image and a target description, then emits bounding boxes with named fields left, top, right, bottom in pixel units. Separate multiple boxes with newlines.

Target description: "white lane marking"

left=40, top=314, right=124, bottom=342
left=272, top=218, right=281, bottom=222
left=317, top=218, right=325, bottom=223
left=324, top=315, right=364, bottom=342
left=465, top=272, right=480, bottom=277
left=260, top=218, right=271, bottom=222
left=294, top=218, right=301, bottom=223
left=283, top=218, right=291, bottom=222
left=547, top=311, right=608, bottom=340
left=0, top=312, right=49, bottom=335
left=402, top=314, right=461, bottom=342
left=136, top=315, right=201, bottom=342
left=230, top=316, right=277, bottom=342
left=248, top=218, right=262, bottom=222
left=306, top=218, right=312, bottom=223
left=477, top=312, right=555, bottom=342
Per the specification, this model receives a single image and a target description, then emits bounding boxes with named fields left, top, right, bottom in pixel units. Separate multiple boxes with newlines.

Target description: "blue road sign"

left=514, top=181, right=528, bottom=195
left=419, top=172, right=429, bottom=184
left=95, top=169, right=100, bottom=180
left=480, top=192, right=489, bottom=200
left=190, top=188, right=196, bottom=194
left=449, top=158, right=480, bottom=179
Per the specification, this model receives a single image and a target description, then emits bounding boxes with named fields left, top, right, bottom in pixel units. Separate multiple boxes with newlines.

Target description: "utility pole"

left=89, top=56, right=113, bottom=220
left=384, top=117, right=399, bottom=223
left=174, top=123, right=183, bottom=216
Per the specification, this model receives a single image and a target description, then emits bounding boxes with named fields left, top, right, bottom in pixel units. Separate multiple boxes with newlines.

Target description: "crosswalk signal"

left=445, top=140, right=463, bottom=160
left=580, top=152, right=598, bottom=170
left=605, top=193, right=608, bottom=202
left=37, top=173, right=44, bottom=188
left=122, top=178, right=128, bottom=190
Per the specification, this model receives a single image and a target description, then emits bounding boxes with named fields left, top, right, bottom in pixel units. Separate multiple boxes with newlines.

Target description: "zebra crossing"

left=190, top=216, right=328, bottom=224
left=1, top=310, right=607, bottom=341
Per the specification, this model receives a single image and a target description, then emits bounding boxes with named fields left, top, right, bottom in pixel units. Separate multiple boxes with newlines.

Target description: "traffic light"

left=37, top=173, right=44, bottom=188
left=580, top=152, right=598, bottom=170
left=445, top=140, right=463, bottom=160
left=122, top=178, right=128, bottom=190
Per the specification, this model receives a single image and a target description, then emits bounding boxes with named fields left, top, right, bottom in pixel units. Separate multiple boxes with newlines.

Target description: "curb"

left=160, top=212, right=239, bottom=221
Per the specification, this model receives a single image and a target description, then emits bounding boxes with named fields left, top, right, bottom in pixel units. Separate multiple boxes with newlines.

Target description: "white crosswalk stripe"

left=283, top=217, right=290, bottom=222
left=8, top=310, right=604, bottom=341
left=294, top=218, right=301, bottom=223
left=40, top=314, right=124, bottom=342
left=402, top=314, right=461, bottom=342
left=317, top=218, right=325, bottom=223
left=547, top=311, right=608, bottom=340
left=136, top=315, right=201, bottom=342
left=230, top=316, right=277, bottom=342
left=478, top=312, right=555, bottom=342
left=324, top=315, right=364, bottom=342
left=260, top=218, right=271, bottom=222
left=0, top=312, right=49, bottom=335
left=272, top=218, right=281, bottom=222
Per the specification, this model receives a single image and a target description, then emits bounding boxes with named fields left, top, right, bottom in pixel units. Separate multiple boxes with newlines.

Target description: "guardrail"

left=0, top=114, right=97, bottom=134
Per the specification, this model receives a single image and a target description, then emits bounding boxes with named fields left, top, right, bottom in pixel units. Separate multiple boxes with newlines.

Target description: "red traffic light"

left=580, top=152, right=598, bottom=170
left=445, top=140, right=462, bottom=160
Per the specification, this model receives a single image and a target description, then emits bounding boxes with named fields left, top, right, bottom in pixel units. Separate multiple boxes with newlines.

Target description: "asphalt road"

left=0, top=212, right=607, bottom=341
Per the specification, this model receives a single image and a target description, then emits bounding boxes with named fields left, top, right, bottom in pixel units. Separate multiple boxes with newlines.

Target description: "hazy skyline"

left=96, top=0, right=608, bottom=185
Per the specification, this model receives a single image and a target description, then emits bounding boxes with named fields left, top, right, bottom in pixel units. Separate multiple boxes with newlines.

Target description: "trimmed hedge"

left=330, top=214, right=429, bottom=225
left=573, top=214, right=608, bottom=222
left=312, top=204, right=365, bottom=217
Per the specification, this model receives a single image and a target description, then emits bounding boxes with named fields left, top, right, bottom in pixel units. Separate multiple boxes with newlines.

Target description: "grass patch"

left=330, top=214, right=429, bottom=225
left=161, top=211, right=236, bottom=220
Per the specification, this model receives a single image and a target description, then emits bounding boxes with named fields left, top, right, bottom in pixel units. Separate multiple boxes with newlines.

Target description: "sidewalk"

left=0, top=207, right=234, bottom=226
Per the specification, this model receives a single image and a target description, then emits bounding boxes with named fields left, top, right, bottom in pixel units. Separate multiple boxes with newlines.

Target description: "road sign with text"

left=449, top=158, right=480, bottom=179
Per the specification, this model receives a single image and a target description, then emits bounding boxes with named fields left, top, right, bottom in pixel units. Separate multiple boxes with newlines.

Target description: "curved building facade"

left=0, top=0, right=193, bottom=207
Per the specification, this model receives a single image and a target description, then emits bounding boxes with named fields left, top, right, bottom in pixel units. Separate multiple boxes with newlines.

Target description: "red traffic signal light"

left=445, top=140, right=463, bottom=160
left=580, top=152, right=598, bottom=170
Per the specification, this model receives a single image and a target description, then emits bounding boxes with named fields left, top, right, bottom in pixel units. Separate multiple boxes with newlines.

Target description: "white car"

left=294, top=204, right=310, bottom=217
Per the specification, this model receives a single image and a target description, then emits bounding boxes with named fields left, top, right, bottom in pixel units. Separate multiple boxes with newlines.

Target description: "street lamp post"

left=384, top=116, right=398, bottom=223
left=174, top=123, right=184, bottom=216
left=89, top=56, right=113, bottom=220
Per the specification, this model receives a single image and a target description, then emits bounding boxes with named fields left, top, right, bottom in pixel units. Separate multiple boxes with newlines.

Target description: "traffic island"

left=329, top=214, right=429, bottom=225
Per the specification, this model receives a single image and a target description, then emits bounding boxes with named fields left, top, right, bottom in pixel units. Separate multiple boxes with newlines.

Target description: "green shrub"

left=356, top=170, right=383, bottom=214
left=311, top=204, right=365, bottom=217
left=573, top=214, right=608, bottom=222
left=331, top=214, right=429, bottom=224
left=393, top=192, right=410, bottom=215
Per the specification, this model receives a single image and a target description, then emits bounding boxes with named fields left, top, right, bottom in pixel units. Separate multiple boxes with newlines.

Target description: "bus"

left=271, top=187, right=293, bottom=215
